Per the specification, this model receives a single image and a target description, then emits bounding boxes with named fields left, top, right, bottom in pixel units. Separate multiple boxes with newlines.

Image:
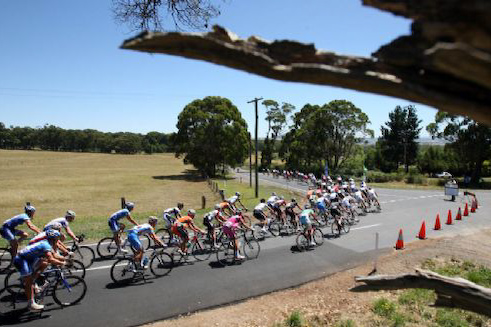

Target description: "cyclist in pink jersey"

left=222, top=211, right=251, bottom=260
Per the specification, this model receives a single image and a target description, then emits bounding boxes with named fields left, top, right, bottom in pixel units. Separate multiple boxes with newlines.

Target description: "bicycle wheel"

left=191, top=240, right=212, bottom=261
left=149, top=252, right=173, bottom=277
left=0, top=284, right=26, bottom=317
left=296, top=233, right=309, bottom=251
left=155, top=228, right=172, bottom=246
left=242, top=239, right=260, bottom=259
left=53, top=275, right=87, bottom=306
left=73, top=246, right=95, bottom=268
left=4, top=269, right=21, bottom=293
left=342, top=220, right=351, bottom=234
left=0, top=247, right=12, bottom=273
left=96, top=237, right=118, bottom=259
left=110, top=258, right=135, bottom=284
left=268, top=221, right=280, bottom=237
left=313, top=228, right=324, bottom=246
left=252, top=224, right=266, bottom=241
left=65, top=259, right=86, bottom=279
left=139, top=234, right=152, bottom=250
left=216, top=242, right=235, bottom=266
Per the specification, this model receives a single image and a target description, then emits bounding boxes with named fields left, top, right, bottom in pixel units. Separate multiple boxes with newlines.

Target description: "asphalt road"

left=2, top=173, right=490, bottom=327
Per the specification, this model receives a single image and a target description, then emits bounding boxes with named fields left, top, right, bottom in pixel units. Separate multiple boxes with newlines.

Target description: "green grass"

left=372, top=298, right=397, bottom=318
left=285, top=310, right=307, bottom=327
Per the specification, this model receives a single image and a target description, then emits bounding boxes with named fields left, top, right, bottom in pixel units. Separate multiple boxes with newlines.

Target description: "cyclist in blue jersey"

left=127, top=216, right=164, bottom=269
left=1, top=205, right=41, bottom=258
left=13, top=230, right=66, bottom=311
left=108, top=202, right=139, bottom=254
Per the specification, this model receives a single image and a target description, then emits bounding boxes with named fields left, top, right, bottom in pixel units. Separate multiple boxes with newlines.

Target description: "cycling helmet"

left=304, top=204, right=310, bottom=209
left=214, top=204, right=220, bottom=210
left=148, top=216, right=158, bottom=225
left=24, top=205, right=36, bottom=216
left=177, top=202, right=184, bottom=210
left=337, top=176, right=342, bottom=182
left=235, top=192, right=241, bottom=197
left=272, top=192, right=277, bottom=196
left=46, top=229, right=61, bottom=239
left=65, top=210, right=76, bottom=219
left=125, top=202, right=135, bottom=211
left=49, top=222, right=63, bottom=231
left=279, top=195, right=284, bottom=200
left=291, top=198, right=296, bottom=203
left=187, top=209, right=196, bottom=217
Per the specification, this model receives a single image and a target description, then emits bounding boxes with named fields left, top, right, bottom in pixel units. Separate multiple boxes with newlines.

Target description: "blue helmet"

left=46, top=229, right=61, bottom=239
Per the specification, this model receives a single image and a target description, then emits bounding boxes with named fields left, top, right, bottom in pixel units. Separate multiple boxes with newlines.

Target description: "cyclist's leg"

left=127, top=232, right=143, bottom=265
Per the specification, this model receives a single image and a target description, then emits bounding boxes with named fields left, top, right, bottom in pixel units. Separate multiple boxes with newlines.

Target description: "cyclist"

left=163, top=203, right=184, bottom=244
left=218, top=201, right=233, bottom=215
left=253, top=198, right=274, bottom=233
left=1, top=205, right=41, bottom=258
left=285, top=198, right=301, bottom=230
left=108, top=202, right=139, bottom=254
left=272, top=196, right=287, bottom=223
left=29, top=222, right=71, bottom=255
left=367, top=187, right=381, bottom=208
left=352, top=186, right=367, bottom=211
left=222, top=210, right=251, bottom=260
left=127, top=216, right=164, bottom=269
left=13, top=230, right=66, bottom=311
left=203, top=205, right=227, bottom=248
left=171, top=209, right=205, bottom=255
left=266, top=192, right=279, bottom=208
left=44, top=210, right=79, bottom=243
left=298, top=204, right=316, bottom=246
left=226, top=192, right=247, bottom=212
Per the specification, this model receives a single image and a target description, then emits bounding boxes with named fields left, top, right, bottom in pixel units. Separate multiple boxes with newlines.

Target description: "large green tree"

left=377, top=105, right=422, bottom=173
left=427, top=113, right=491, bottom=183
left=280, top=100, right=373, bottom=174
left=261, top=100, right=294, bottom=168
left=174, top=96, right=248, bottom=176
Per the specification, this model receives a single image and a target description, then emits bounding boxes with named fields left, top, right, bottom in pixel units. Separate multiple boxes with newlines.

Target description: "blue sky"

left=0, top=0, right=437, bottom=138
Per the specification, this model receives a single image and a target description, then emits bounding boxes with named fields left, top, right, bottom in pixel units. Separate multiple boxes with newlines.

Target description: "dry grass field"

left=0, top=150, right=218, bottom=240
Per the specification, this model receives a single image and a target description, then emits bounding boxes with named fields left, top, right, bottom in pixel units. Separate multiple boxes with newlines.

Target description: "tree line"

left=0, top=123, right=175, bottom=154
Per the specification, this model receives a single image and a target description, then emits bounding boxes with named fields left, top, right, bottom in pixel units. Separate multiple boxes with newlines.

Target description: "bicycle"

left=331, top=214, right=351, bottom=237
left=0, top=265, right=87, bottom=317
left=296, top=227, right=324, bottom=251
left=4, top=258, right=86, bottom=292
left=96, top=228, right=151, bottom=259
left=167, top=231, right=214, bottom=265
left=68, top=234, right=95, bottom=268
left=110, top=247, right=173, bottom=285
left=216, top=229, right=260, bottom=266
left=0, top=237, right=29, bottom=274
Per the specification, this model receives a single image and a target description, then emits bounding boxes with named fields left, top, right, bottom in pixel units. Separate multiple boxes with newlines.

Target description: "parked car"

left=436, top=172, right=452, bottom=178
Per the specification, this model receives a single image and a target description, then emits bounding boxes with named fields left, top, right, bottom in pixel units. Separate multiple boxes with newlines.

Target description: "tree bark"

left=353, top=269, right=491, bottom=317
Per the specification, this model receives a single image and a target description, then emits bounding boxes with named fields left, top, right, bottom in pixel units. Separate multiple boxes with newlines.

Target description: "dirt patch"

left=141, top=230, right=491, bottom=327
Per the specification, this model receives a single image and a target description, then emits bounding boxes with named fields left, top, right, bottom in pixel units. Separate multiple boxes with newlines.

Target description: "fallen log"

left=353, top=269, right=491, bottom=317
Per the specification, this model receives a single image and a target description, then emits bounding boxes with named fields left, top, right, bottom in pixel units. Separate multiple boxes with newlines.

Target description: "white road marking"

left=351, top=224, right=381, bottom=231
left=87, top=264, right=113, bottom=271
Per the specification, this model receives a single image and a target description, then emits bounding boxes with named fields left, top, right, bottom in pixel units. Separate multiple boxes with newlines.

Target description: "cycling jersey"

left=2, top=213, right=30, bottom=230
left=299, top=209, right=313, bottom=225
left=342, top=196, right=352, bottom=208
left=174, top=216, right=193, bottom=228
left=223, top=215, right=241, bottom=238
left=127, top=223, right=154, bottom=251
left=29, top=232, right=48, bottom=245
left=227, top=195, right=239, bottom=204
left=44, top=217, right=68, bottom=230
left=204, top=210, right=221, bottom=223
left=266, top=196, right=278, bottom=205
left=18, top=240, right=52, bottom=261
left=273, top=199, right=286, bottom=208
left=368, top=189, right=377, bottom=199
left=254, top=203, right=267, bottom=211
left=164, top=207, right=180, bottom=217
left=109, top=209, right=130, bottom=222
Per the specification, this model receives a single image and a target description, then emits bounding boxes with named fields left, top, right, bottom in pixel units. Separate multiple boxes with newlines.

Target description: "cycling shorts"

left=171, top=225, right=188, bottom=240
left=299, top=215, right=311, bottom=226
left=127, top=232, right=141, bottom=251
left=253, top=209, right=266, bottom=221
left=222, top=225, right=236, bottom=239
left=316, top=202, right=326, bottom=212
left=13, top=255, right=41, bottom=277
left=163, top=214, right=175, bottom=229
left=108, top=219, right=121, bottom=233
left=203, top=219, right=214, bottom=232
left=0, top=226, right=23, bottom=241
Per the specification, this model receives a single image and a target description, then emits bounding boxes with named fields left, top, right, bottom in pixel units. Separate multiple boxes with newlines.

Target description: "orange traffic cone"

left=417, top=221, right=427, bottom=240
left=464, top=203, right=469, bottom=216
left=434, top=214, right=442, bottom=230
left=471, top=200, right=476, bottom=213
left=446, top=210, right=453, bottom=225
left=395, top=229, right=404, bottom=250
left=456, top=207, right=462, bottom=220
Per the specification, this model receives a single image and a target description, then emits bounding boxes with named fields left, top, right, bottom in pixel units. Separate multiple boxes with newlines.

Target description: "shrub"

left=286, top=310, right=306, bottom=327
left=372, top=298, right=397, bottom=318
left=406, top=173, right=427, bottom=184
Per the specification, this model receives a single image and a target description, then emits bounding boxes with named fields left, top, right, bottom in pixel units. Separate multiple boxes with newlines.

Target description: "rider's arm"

left=65, top=226, right=78, bottom=242
left=149, top=232, right=164, bottom=247
left=56, top=240, right=70, bottom=255
left=25, top=220, right=41, bottom=234
left=126, top=214, right=138, bottom=226
left=188, top=221, right=204, bottom=234
left=46, top=251, right=66, bottom=266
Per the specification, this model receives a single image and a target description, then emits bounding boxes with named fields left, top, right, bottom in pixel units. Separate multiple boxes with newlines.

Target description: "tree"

left=427, top=113, right=491, bottom=183
left=112, top=0, right=221, bottom=31
left=378, top=105, right=422, bottom=173
left=260, top=100, right=294, bottom=168
left=174, top=96, right=248, bottom=176
left=280, top=100, right=373, bottom=174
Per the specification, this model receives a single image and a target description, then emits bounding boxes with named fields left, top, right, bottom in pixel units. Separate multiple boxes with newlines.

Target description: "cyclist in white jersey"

left=253, top=199, right=274, bottom=232
left=226, top=192, right=247, bottom=212
left=44, top=210, right=78, bottom=242
left=127, top=217, right=164, bottom=269
left=203, top=205, right=227, bottom=247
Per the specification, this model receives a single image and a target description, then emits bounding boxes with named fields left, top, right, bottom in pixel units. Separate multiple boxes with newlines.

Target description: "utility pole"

left=248, top=97, right=263, bottom=198
left=249, top=132, right=252, bottom=187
